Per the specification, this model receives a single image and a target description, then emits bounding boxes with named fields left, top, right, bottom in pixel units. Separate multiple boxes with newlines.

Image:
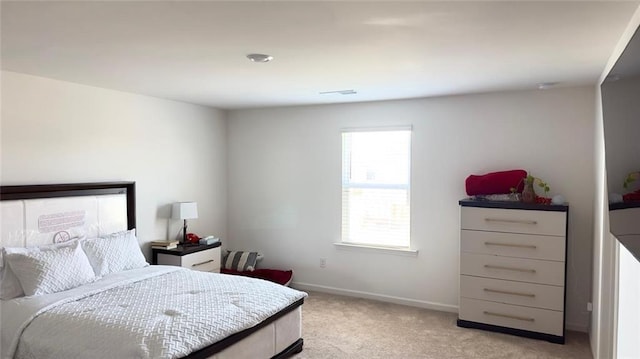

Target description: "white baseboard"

left=291, top=281, right=459, bottom=314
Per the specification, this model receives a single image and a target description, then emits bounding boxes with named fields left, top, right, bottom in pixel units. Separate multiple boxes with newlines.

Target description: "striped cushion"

left=223, top=251, right=259, bottom=272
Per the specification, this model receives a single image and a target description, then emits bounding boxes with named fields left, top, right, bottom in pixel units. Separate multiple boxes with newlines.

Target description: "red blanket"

left=221, top=268, right=293, bottom=286
left=465, top=169, right=527, bottom=196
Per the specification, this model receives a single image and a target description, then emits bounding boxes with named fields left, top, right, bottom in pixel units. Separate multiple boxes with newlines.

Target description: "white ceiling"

left=2, top=1, right=638, bottom=110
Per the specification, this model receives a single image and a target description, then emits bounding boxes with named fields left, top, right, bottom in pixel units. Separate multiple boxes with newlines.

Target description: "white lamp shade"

left=172, top=202, right=198, bottom=220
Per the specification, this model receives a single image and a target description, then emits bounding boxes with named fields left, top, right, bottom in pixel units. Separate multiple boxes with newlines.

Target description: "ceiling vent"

left=319, top=89, right=357, bottom=95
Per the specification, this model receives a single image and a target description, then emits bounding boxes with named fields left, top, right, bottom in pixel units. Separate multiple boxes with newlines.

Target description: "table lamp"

left=172, top=202, right=198, bottom=244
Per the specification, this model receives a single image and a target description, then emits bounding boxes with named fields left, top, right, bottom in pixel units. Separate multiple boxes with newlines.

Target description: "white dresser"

left=457, top=199, right=568, bottom=344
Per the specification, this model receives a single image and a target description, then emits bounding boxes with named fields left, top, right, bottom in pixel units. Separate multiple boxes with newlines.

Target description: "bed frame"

left=0, top=181, right=304, bottom=359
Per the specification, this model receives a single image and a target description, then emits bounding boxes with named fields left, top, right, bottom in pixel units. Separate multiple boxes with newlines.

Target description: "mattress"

left=1, top=266, right=307, bottom=359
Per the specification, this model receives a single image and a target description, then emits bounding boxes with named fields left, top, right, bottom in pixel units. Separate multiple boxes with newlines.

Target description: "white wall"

left=1, top=71, right=228, bottom=256
left=227, top=86, right=596, bottom=331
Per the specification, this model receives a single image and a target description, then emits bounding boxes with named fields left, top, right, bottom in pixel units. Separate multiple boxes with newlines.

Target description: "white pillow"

left=1, top=240, right=78, bottom=300
left=5, top=241, right=96, bottom=297
left=81, top=229, right=148, bottom=276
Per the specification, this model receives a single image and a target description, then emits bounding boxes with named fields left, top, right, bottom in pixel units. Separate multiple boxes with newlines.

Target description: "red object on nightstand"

left=186, top=233, right=200, bottom=243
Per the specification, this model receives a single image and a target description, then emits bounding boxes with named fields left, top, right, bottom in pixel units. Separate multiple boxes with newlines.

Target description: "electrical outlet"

left=320, top=258, right=326, bottom=268
left=587, top=302, right=593, bottom=312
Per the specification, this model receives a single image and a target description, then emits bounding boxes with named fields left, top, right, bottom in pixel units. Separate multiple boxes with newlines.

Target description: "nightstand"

left=152, top=242, right=222, bottom=273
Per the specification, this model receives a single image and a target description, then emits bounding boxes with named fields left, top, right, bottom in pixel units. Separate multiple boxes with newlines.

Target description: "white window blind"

left=341, top=127, right=411, bottom=248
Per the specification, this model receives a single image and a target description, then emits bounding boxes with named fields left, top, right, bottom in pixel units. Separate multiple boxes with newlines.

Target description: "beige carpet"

left=293, top=291, right=592, bottom=359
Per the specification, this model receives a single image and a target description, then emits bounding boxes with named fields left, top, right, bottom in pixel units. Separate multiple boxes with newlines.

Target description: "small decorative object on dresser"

left=457, top=198, right=569, bottom=344
left=521, top=177, right=536, bottom=203
left=152, top=241, right=222, bottom=273
left=510, top=174, right=551, bottom=204
left=622, top=171, right=640, bottom=202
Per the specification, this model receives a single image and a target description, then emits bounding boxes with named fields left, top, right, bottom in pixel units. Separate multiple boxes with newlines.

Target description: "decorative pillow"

left=223, top=251, right=259, bottom=272
left=0, top=265, right=24, bottom=300
left=1, top=240, right=78, bottom=300
left=5, top=241, right=96, bottom=297
left=81, top=229, right=148, bottom=276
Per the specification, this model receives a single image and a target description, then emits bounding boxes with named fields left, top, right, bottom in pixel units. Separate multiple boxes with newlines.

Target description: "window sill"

left=334, top=242, right=419, bottom=256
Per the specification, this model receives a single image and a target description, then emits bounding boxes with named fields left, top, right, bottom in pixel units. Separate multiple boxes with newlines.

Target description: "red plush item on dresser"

left=465, top=169, right=528, bottom=196
left=221, top=268, right=293, bottom=286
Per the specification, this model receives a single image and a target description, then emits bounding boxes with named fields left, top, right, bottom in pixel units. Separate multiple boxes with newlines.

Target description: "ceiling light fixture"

left=246, top=53, right=273, bottom=63
left=537, top=82, right=559, bottom=90
left=319, top=89, right=357, bottom=95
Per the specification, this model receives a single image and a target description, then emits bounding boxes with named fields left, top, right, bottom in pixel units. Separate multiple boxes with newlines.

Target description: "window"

left=341, top=127, right=411, bottom=248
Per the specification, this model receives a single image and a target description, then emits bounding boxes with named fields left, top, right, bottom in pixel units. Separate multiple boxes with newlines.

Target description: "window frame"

left=340, top=126, right=413, bottom=250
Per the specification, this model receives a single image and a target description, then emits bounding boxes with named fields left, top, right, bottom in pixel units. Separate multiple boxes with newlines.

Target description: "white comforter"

left=1, top=266, right=306, bottom=359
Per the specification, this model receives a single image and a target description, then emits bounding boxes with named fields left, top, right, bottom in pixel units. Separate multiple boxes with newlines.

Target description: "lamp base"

left=182, top=219, right=188, bottom=244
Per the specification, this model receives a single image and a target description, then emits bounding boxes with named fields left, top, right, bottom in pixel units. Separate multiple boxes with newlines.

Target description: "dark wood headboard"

left=0, top=182, right=136, bottom=230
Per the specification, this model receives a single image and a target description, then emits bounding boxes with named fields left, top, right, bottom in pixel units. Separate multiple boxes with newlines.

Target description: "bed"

left=0, top=182, right=306, bottom=359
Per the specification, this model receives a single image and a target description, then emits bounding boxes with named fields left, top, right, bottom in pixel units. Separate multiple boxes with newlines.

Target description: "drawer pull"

left=483, top=288, right=536, bottom=298
left=192, top=259, right=215, bottom=267
left=483, top=311, right=535, bottom=322
left=485, top=218, right=538, bottom=225
left=484, top=264, right=536, bottom=273
left=484, top=241, right=537, bottom=249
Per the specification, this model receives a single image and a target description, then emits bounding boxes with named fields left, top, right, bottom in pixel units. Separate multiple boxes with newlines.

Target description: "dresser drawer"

left=460, top=253, right=564, bottom=286
left=461, top=207, right=566, bottom=236
left=182, top=247, right=220, bottom=272
left=460, top=275, right=564, bottom=311
left=459, top=298, right=563, bottom=336
left=157, top=247, right=221, bottom=273
left=460, top=230, right=565, bottom=261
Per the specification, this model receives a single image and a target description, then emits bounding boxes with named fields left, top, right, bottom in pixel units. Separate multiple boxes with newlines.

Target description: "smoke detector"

left=537, top=82, right=558, bottom=90
left=246, top=53, right=273, bottom=63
